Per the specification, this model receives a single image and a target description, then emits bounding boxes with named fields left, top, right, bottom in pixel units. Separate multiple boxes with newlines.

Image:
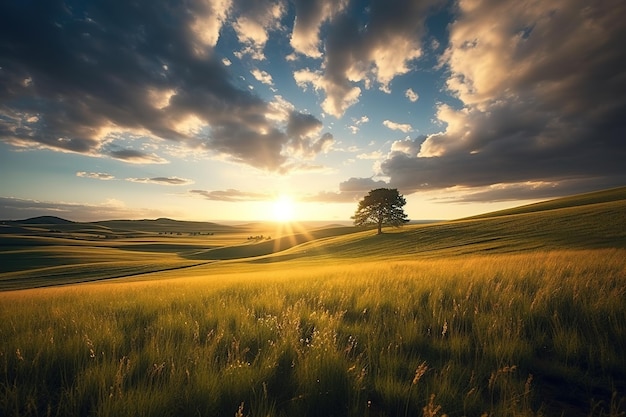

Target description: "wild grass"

left=1, top=249, right=625, bottom=417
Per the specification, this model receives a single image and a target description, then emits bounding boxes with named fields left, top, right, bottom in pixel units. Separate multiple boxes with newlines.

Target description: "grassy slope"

left=1, top=188, right=625, bottom=416
left=101, top=186, right=626, bottom=288
left=1, top=186, right=625, bottom=290
left=178, top=187, right=626, bottom=264
left=245, top=192, right=626, bottom=265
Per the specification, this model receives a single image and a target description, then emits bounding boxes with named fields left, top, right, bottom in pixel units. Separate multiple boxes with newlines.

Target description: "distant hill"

left=0, top=216, right=241, bottom=237
left=12, top=216, right=75, bottom=225
left=93, top=218, right=236, bottom=233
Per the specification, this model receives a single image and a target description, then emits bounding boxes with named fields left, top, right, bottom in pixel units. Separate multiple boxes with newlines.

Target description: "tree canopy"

left=352, top=188, right=409, bottom=234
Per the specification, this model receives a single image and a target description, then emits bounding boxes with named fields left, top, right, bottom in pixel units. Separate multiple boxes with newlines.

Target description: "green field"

left=1, top=187, right=626, bottom=416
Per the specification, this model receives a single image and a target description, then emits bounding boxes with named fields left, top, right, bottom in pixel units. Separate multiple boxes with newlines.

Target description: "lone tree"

left=352, top=188, right=409, bottom=234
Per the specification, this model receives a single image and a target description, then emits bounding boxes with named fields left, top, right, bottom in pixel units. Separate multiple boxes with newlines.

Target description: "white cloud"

left=355, top=115, right=369, bottom=125
left=293, top=69, right=361, bottom=117
left=294, top=0, right=438, bottom=117
left=232, top=2, right=285, bottom=60
left=126, top=177, right=194, bottom=186
left=383, top=120, right=413, bottom=133
left=189, top=0, right=232, bottom=54
left=357, top=151, right=384, bottom=160
left=348, top=115, right=370, bottom=134
left=76, top=171, right=115, bottom=180
left=405, top=88, right=419, bottom=102
left=290, top=0, right=349, bottom=58
left=251, top=68, right=274, bottom=85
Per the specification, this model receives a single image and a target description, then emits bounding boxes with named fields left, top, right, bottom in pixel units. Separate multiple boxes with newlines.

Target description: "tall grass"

left=1, top=249, right=625, bottom=416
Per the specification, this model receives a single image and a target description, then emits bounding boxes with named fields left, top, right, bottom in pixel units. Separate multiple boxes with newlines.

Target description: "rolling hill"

left=192, top=186, right=626, bottom=263
left=1, top=185, right=625, bottom=290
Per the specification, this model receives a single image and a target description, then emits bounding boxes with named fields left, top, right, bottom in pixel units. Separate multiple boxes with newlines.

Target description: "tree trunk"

left=377, top=218, right=383, bottom=234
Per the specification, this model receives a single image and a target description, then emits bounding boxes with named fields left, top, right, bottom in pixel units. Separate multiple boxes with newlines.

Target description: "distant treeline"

left=158, top=231, right=215, bottom=236
left=247, top=234, right=271, bottom=241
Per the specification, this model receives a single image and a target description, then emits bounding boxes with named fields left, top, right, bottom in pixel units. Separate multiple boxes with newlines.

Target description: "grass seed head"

left=412, top=361, right=429, bottom=385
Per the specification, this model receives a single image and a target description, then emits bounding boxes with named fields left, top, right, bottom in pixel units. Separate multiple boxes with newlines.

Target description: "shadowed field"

left=1, top=187, right=625, bottom=416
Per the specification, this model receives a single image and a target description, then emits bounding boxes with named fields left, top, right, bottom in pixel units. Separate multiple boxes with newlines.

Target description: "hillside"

left=1, top=186, right=625, bottom=290
left=461, top=186, right=626, bottom=220
left=247, top=187, right=626, bottom=263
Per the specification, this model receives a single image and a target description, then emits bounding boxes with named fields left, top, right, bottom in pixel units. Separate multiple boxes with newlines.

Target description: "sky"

left=1, top=0, right=625, bottom=222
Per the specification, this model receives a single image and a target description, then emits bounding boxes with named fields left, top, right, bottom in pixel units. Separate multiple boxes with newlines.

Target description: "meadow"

left=1, top=187, right=625, bottom=416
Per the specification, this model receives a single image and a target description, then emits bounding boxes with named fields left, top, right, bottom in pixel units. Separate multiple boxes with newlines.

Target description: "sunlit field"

left=1, top=188, right=625, bottom=416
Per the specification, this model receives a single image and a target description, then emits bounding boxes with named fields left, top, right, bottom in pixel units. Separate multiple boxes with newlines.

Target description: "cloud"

left=76, top=171, right=115, bottom=181
left=189, top=189, right=270, bottom=202
left=432, top=179, right=625, bottom=204
left=378, top=0, right=626, bottom=197
left=339, top=177, right=388, bottom=192
left=231, top=0, right=285, bottom=60
left=405, top=88, right=419, bottom=102
left=301, top=191, right=359, bottom=203
left=383, top=120, right=413, bottom=133
left=126, top=177, right=194, bottom=186
left=0, top=0, right=330, bottom=173
left=348, top=115, right=369, bottom=134
left=251, top=68, right=274, bottom=86
left=290, top=0, right=349, bottom=58
left=438, top=182, right=565, bottom=203
left=302, top=176, right=389, bottom=203
left=292, top=0, right=442, bottom=117
left=356, top=116, right=369, bottom=125
left=293, top=68, right=361, bottom=117
left=0, top=196, right=167, bottom=222
left=357, top=151, right=384, bottom=160
left=189, top=0, right=232, bottom=53
left=108, top=149, right=169, bottom=164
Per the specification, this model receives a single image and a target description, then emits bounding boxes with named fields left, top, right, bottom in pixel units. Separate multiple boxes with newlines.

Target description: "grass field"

left=1, top=187, right=625, bottom=416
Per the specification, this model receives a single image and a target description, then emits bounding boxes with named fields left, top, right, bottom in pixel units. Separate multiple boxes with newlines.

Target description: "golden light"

left=271, top=195, right=295, bottom=222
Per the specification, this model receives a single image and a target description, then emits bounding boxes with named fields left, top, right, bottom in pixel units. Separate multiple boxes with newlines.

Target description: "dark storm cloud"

left=0, top=0, right=328, bottom=172
left=379, top=0, right=626, bottom=199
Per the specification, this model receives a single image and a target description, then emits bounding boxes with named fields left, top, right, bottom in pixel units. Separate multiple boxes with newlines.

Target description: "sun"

left=271, top=195, right=295, bottom=222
